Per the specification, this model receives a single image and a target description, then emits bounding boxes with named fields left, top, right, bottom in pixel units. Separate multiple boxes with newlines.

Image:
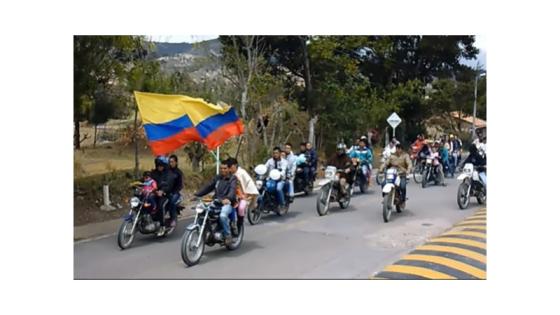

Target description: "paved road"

left=74, top=176, right=481, bottom=279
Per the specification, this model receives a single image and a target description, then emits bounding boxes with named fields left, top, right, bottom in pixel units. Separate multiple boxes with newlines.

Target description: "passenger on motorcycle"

left=193, top=159, right=238, bottom=246
left=432, top=141, right=446, bottom=186
left=283, top=143, right=298, bottom=203
left=380, top=144, right=413, bottom=208
left=167, top=155, right=184, bottom=228
left=306, top=142, right=318, bottom=182
left=228, top=158, right=259, bottom=219
left=151, top=156, right=178, bottom=236
left=327, top=143, right=355, bottom=201
left=299, top=142, right=313, bottom=186
left=458, top=144, right=487, bottom=188
left=141, top=171, right=158, bottom=213
left=265, top=147, right=289, bottom=211
left=350, top=138, right=373, bottom=182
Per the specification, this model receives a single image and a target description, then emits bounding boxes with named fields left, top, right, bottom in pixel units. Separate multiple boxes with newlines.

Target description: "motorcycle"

left=421, top=153, right=444, bottom=188
left=381, top=168, right=406, bottom=223
left=456, top=163, right=486, bottom=209
left=353, top=158, right=370, bottom=193
left=117, top=182, right=184, bottom=250
left=316, top=166, right=354, bottom=216
left=376, top=149, right=393, bottom=185
left=246, top=164, right=290, bottom=225
left=294, top=154, right=314, bottom=195
left=180, top=198, right=243, bottom=266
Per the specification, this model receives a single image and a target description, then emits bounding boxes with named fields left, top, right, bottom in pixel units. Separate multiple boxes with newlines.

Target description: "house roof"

left=450, top=111, right=486, bottom=127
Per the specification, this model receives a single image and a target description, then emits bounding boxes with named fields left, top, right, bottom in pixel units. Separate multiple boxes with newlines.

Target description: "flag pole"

left=215, top=146, right=220, bottom=175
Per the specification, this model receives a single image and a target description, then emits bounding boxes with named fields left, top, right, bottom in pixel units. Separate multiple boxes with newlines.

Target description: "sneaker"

left=156, top=226, right=166, bottom=237
left=169, top=220, right=177, bottom=228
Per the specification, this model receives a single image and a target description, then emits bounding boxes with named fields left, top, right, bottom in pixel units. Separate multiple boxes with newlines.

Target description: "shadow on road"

left=190, top=240, right=264, bottom=267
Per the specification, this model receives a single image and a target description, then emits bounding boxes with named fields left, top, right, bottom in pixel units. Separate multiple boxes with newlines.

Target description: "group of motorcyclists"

left=131, top=129, right=486, bottom=259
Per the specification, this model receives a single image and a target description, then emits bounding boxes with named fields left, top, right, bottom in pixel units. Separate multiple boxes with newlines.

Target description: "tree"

left=74, top=35, right=146, bottom=149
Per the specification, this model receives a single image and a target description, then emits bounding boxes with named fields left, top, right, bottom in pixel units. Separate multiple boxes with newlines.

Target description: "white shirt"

left=265, top=157, right=288, bottom=180
left=285, top=152, right=298, bottom=179
left=235, top=167, right=259, bottom=196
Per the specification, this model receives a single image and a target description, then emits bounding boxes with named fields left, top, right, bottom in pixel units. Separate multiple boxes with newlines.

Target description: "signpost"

left=386, top=112, right=402, bottom=138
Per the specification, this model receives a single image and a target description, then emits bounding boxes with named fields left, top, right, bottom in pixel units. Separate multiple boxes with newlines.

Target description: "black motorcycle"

left=246, top=165, right=290, bottom=225
left=117, top=182, right=183, bottom=250
left=421, top=155, right=444, bottom=188
left=294, top=164, right=314, bottom=196
left=180, top=198, right=244, bottom=266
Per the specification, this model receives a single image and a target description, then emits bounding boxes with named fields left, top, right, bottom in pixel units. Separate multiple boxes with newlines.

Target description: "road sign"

left=387, top=112, right=402, bottom=128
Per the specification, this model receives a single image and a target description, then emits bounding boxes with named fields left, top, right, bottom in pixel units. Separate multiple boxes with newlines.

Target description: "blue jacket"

left=350, top=147, right=373, bottom=165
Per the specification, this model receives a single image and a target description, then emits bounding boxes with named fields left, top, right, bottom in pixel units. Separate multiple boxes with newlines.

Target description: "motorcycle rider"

left=306, top=142, right=318, bottom=182
left=432, top=141, right=446, bottom=186
left=193, top=159, right=238, bottom=246
left=410, top=134, right=426, bottom=157
left=458, top=144, right=487, bottom=188
left=449, top=134, right=463, bottom=174
left=380, top=143, right=413, bottom=208
left=327, top=143, right=355, bottom=202
left=265, top=147, right=289, bottom=211
left=284, top=143, right=298, bottom=203
left=299, top=142, right=312, bottom=187
left=350, top=138, right=373, bottom=184
left=151, top=156, right=178, bottom=236
left=167, top=154, right=184, bottom=228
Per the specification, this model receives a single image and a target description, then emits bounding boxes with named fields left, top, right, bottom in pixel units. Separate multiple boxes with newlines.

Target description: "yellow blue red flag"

left=134, top=91, right=244, bottom=155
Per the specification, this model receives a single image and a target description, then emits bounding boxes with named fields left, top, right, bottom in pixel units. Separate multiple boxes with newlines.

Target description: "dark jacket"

left=195, top=175, right=238, bottom=204
left=327, top=153, right=353, bottom=171
left=151, top=167, right=178, bottom=195
left=459, top=150, right=486, bottom=172
left=169, top=167, right=184, bottom=194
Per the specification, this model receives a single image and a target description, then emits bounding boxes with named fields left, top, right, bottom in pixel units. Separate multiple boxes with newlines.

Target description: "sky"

left=148, top=34, right=486, bottom=69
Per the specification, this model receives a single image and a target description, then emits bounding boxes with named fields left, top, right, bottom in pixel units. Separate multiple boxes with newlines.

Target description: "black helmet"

left=154, top=156, right=168, bottom=167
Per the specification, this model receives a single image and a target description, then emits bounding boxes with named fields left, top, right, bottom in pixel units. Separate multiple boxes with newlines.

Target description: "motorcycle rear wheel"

left=117, top=220, right=136, bottom=250
left=181, top=228, right=205, bottom=267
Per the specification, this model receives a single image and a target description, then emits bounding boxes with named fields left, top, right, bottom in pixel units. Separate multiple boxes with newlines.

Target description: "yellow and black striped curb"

left=371, top=208, right=486, bottom=280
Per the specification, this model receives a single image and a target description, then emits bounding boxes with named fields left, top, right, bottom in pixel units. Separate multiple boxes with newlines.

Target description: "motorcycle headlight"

left=256, top=180, right=263, bottom=189
left=426, top=158, right=433, bottom=164
left=130, top=197, right=141, bottom=208
left=194, top=203, right=205, bottom=214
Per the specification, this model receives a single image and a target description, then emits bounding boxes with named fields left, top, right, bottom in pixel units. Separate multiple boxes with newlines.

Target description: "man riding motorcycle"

left=192, top=159, right=238, bottom=246
left=458, top=144, right=487, bottom=188
left=349, top=138, right=373, bottom=183
left=151, top=156, right=178, bottom=237
left=379, top=144, right=413, bottom=208
left=327, top=143, right=356, bottom=202
left=265, top=147, right=289, bottom=211
left=299, top=142, right=314, bottom=187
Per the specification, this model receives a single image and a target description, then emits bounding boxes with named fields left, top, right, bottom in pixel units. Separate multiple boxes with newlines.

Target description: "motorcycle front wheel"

left=117, top=220, right=136, bottom=250
left=382, top=192, right=393, bottom=223
left=421, top=169, right=429, bottom=188
left=376, top=171, right=385, bottom=186
left=316, top=184, right=331, bottom=216
left=181, top=228, right=205, bottom=267
left=457, top=182, right=471, bottom=210
left=339, top=185, right=351, bottom=209
left=413, top=164, right=423, bottom=183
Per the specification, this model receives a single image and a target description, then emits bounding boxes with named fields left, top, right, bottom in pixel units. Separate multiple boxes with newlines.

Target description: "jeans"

left=168, top=193, right=180, bottom=221
left=287, top=179, right=295, bottom=197
left=361, top=164, right=370, bottom=182
left=219, top=204, right=234, bottom=237
left=399, top=174, right=407, bottom=201
left=479, top=171, right=487, bottom=188
left=275, top=180, right=286, bottom=206
left=303, top=166, right=311, bottom=184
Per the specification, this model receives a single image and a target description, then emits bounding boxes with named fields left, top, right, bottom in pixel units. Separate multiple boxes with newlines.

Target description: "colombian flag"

left=134, top=91, right=244, bottom=155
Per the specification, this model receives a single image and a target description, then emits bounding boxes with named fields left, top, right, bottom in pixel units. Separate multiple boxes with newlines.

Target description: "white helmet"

left=254, top=164, right=267, bottom=176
